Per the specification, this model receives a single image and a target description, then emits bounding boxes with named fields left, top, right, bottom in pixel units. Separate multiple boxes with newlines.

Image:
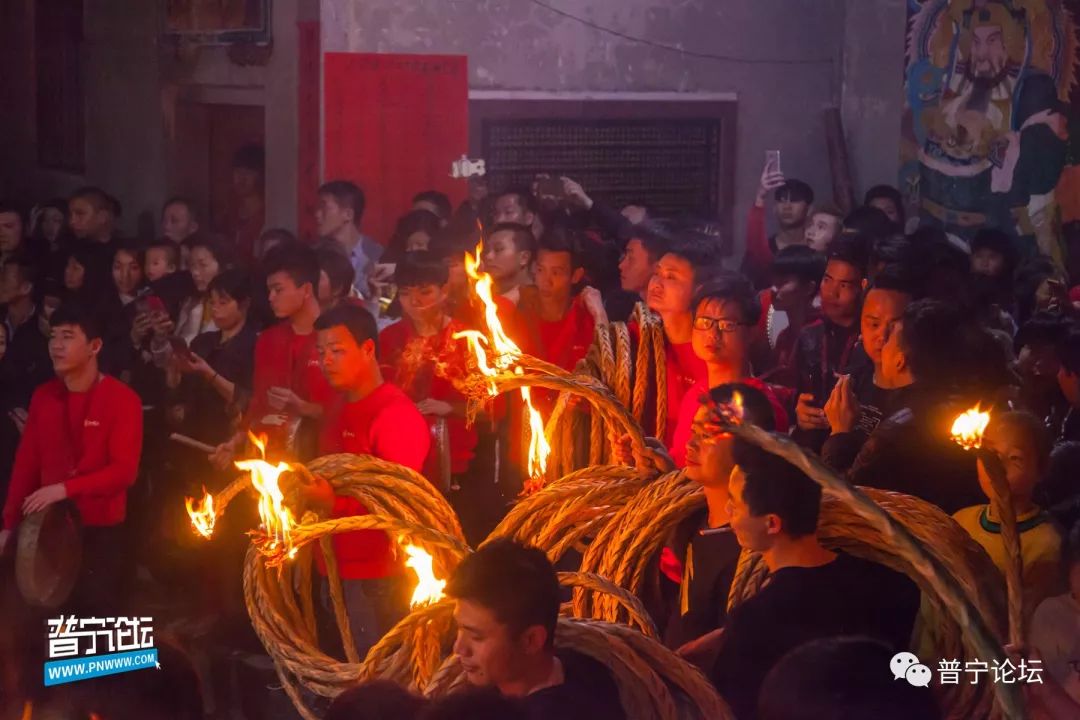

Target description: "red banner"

left=323, top=53, right=468, bottom=246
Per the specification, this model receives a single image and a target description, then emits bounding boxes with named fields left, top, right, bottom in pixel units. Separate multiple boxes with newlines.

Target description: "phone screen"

left=766, top=150, right=782, bottom=175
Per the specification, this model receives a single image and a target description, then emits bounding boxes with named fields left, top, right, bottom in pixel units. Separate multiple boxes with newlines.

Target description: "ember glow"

left=185, top=490, right=215, bottom=538
left=453, top=242, right=551, bottom=491
left=236, top=433, right=299, bottom=560
left=402, top=541, right=446, bottom=607
left=950, top=406, right=991, bottom=451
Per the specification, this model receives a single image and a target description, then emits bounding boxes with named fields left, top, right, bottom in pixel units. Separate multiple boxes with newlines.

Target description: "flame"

left=185, top=490, right=216, bottom=538
left=950, top=406, right=991, bottom=451
left=402, top=541, right=446, bottom=607
left=236, top=433, right=299, bottom=560
left=452, top=241, right=551, bottom=492
left=729, top=391, right=745, bottom=423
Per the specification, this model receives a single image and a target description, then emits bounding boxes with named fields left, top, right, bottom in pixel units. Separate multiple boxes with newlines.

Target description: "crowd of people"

left=2, top=148, right=1080, bottom=719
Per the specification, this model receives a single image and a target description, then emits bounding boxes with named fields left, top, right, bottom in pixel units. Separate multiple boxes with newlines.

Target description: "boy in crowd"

left=792, top=239, right=869, bottom=452
left=521, top=227, right=608, bottom=373
left=742, top=165, right=814, bottom=289
left=670, top=275, right=788, bottom=467
left=413, top=190, right=453, bottom=225
left=68, top=186, right=120, bottom=247
left=315, top=180, right=384, bottom=302
left=953, top=411, right=1063, bottom=622
left=607, top=224, right=671, bottom=323
left=0, top=305, right=143, bottom=613
left=161, top=196, right=201, bottom=248
left=447, top=539, right=625, bottom=720
left=378, top=252, right=477, bottom=496
left=821, top=264, right=916, bottom=471
left=0, top=203, right=26, bottom=264
left=643, top=238, right=717, bottom=448
left=750, top=245, right=824, bottom=387
left=298, top=303, right=430, bottom=656
left=803, top=204, right=844, bottom=253
left=710, top=438, right=920, bottom=720
left=481, top=223, right=536, bottom=306
left=210, top=244, right=334, bottom=465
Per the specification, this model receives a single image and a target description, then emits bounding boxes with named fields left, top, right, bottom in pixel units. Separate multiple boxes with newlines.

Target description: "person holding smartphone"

left=791, top=239, right=869, bottom=453
left=742, top=152, right=816, bottom=290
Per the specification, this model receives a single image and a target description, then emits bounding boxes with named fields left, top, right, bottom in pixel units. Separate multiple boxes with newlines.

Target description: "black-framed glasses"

left=693, top=316, right=747, bottom=334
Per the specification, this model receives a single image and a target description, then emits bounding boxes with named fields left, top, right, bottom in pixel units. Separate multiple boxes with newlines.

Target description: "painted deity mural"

left=901, top=0, right=1079, bottom=266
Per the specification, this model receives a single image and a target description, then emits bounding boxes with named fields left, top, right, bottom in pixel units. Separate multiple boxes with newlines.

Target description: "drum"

left=16, top=502, right=82, bottom=608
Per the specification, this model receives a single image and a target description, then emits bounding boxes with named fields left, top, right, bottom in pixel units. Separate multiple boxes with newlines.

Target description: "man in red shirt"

left=525, top=228, right=608, bottom=373
left=295, top=303, right=430, bottom=656
left=669, top=274, right=789, bottom=467
left=211, top=244, right=335, bottom=465
left=378, top=251, right=477, bottom=490
left=641, top=238, right=719, bottom=448
left=0, top=304, right=143, bottom=612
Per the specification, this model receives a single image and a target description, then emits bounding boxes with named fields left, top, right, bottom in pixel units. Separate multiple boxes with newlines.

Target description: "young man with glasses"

left=669, top=274, right=788, bottom=466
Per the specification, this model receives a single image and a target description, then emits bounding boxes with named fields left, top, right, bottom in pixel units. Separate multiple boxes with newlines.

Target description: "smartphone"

left=766, top=150, right=782, bottom=175
left=168, top=336, right=193, bottom=361
left=536, top=176, right=565, bottom=200
left=142, top=295, right=167, bottom=316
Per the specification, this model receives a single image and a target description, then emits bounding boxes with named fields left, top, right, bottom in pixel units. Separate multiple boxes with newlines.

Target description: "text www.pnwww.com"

left=46, top=653, right=155, bottom=681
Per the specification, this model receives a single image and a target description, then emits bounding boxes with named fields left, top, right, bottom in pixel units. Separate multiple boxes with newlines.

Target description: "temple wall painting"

left=901, top=0, right=1080, bottom=269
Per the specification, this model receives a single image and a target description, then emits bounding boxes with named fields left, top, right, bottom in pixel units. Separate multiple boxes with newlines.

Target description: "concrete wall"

left=841, top=0, right=908, bottom=198
left=321, top=0, right=852, bottom=255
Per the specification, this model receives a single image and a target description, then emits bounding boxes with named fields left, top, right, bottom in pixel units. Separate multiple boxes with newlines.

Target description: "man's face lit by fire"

left=317, top=324, right=376, bottom=392
left=685, top=404, right=734, bottom=492
left=970, top=25, right=1008, bottom=79
left=453, top=598, right=539, bottom=692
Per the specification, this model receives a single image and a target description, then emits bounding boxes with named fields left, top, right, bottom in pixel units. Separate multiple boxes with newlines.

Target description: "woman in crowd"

left=175, top=236, right=233, bottom=344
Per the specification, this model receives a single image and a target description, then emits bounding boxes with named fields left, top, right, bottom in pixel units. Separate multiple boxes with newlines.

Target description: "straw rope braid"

left=979, top=451, right=1024, bottom=645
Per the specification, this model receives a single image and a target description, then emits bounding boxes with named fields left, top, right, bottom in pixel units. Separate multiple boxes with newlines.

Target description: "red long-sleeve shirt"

left=742, top=205, right=774, bottom=289
left=3, top=376, right=143, bottom=531
left=379, top=319, right=478, bottom=475
left=316, top=382, right=431, bottom=579
left=243, top=321, right=337, bottom=454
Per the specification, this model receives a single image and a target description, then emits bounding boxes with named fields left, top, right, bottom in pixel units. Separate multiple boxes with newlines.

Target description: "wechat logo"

left=891, top=651, right=932, bottom=687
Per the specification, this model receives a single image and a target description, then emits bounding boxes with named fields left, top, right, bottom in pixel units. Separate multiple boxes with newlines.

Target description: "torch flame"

left=950, top=405, right=991, bottom=451
left=452, top=241, right=551, bottom=492
left=402, top=541, right=446, bottom=607
left=236, top=432, right=299, bottom=560
left=185, top=490, right=216, bottom=538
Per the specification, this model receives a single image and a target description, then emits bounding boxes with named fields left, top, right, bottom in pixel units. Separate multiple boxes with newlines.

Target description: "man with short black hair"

left=161, top=196, right=200, bottom=245
left=316, top=180, right=384, bottom=301
left=447, top=539, right=625, bottom=720
left=522, top=227, right=607, bottom=373
left=481, top=222, right=537, bottom=305
left=210, top=244, right=335, bottom=466
left=492, top=188, right=541, bottom=239
left=285, top=303, right=429, bottom=656
left=750, top=245, right=825, bottom=386
left=792, top=238, right=870, bottom=452
left=743, top=167, right=815, bottom=288
left=0, top=255, right=53, bottom=410
left=845, top=299, right=986, bottom=513
left=606, top=223, right=672, bottom=322
left=669, top=274, right=788, bottom=466
left=0, top=304, right=143, bottom=612
left=822, top=265, right=916, bottom=470
left=68, top=186, right=119, bottom=246
left=710, top=439, right=919, bottom=720
left=644, top=238, right=718, bottom=448
left=0, top=203, right=25, bottom=263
